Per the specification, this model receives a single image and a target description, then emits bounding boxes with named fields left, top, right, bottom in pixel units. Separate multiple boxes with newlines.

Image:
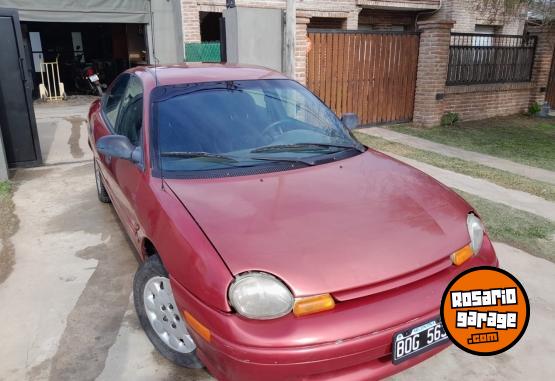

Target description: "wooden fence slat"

left=358, top=35, right=369, bottom=124
left=368, top=34, right=379, bottom=124
left=330, top=33, right=339, bottom=113
left=363, top=35, right=374, bottom=124
left=308, top=33, right=315, bottom=93
left=336, top=34, right=345, bottom=116
left=399, top=35, right=410, bottom=121
left=341, top=33, right=350, bottom=115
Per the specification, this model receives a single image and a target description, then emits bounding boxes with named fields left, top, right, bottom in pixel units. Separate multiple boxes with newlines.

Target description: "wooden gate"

left=307, top=30, right=419, bottom=125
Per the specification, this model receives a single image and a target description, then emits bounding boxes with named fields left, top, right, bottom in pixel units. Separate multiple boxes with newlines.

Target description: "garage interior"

left=21, top=22, right=148, bottom=98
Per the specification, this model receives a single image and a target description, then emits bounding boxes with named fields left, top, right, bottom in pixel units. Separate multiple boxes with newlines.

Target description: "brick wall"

left=413, top=21, right=555, bottom=126
left=444, top=83, right=534, bottom=121
left=429, top=0, right=525, bottom=34
left=182, top=0, right=202, bottom=42
left=295, top=16, right=310, bottom=83
left=181, top=1, right=546, bottom=126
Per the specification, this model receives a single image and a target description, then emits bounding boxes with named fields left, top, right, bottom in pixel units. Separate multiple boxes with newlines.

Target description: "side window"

left=118, top=96, right=143, bottom=147
left=103, top=74, right=130, bottom=128
left=117, top=76, right=143, bottom=126
left=115, top=76, right=144, bottom=146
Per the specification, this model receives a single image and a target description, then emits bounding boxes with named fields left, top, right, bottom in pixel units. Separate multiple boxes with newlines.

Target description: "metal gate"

left=0, top=8, right=42, bottom=167
left=307, top=30, right=419, bottom=125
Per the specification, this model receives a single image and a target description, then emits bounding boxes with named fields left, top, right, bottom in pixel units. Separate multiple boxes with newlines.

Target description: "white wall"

left=148, top=0, right=185, bottom=64
left=224, top=7, right=283, bottom=71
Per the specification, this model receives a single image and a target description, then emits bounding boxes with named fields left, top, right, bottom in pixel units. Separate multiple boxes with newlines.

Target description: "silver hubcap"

left=143, top=276, right=196, bottom=354
left=94, top=161, right=102, bottom=195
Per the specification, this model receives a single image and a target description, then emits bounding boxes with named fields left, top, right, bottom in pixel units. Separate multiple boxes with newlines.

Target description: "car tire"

left=134, top=255, right=204, bottom=369
left=94, top=160, right=111, bottom=204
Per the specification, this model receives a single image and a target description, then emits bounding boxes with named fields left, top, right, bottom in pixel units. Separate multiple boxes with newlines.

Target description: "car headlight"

left=467, top=213, right=484, bottom=254
left=228, top=272, right=294, bottom=320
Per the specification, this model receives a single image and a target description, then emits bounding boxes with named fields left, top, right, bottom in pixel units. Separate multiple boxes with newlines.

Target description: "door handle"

left=19, top=58, right=27, bottom=83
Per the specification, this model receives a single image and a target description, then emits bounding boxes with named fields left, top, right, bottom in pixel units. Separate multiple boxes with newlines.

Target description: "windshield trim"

left=149, top=79, right=364, bottom=179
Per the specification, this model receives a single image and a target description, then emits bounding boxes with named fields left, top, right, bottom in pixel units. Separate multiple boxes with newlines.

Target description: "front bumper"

left=171, top=237, right=498, bottom=381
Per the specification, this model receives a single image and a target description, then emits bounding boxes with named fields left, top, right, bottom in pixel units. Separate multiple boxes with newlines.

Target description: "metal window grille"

left=446, top=33, right=537, bottom=85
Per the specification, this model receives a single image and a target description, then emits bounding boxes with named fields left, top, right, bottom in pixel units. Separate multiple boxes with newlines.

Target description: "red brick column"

left=295, top=16, right=311, bottom=84
left=528, top=26, right=555, bottom=106
left=413, top=20, right=455, bottom=127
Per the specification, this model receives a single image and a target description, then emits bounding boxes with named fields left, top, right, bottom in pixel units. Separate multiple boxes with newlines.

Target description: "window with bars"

left=446, top=33, right=537, bottom=85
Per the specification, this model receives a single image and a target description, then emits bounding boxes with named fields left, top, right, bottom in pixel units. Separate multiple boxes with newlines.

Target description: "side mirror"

left=96, top=135, right=142, bottom=164
left=341, top=113, right=360, bottom=130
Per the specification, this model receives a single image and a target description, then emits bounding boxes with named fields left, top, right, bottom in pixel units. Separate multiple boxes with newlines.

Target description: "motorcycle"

left=83, top=66, right=104, bottom=97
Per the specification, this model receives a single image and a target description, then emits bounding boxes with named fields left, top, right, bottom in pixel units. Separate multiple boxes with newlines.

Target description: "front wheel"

left=94, top=160, right=111, bottom=203
left=133, top=255, right=203, bottom=368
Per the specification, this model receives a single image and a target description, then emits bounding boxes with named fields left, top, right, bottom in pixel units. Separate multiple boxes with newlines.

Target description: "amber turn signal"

left=293, top=294, right=335, bottom=317
left=184, top=311, right=212, bottom=342
left=451, top=245, right=474, bottom=266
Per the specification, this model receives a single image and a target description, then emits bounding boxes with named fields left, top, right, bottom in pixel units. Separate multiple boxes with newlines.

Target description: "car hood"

left=165, top=150, right=472, bottom=299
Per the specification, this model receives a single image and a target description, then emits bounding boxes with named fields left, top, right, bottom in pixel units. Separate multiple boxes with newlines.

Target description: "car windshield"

left=153, top=79, right=363, bottom=174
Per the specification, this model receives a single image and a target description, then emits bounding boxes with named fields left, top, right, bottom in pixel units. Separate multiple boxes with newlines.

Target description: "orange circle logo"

left=441, top=267, right=529, bottom=356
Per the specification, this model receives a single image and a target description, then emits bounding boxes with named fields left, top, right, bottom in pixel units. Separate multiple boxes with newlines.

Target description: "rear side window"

left=115, top=76, right=143, bottom=146
left=118, top=76, right=143, bottom=115
left=103, top=74, right=130, bottom=128
left=118, top=96, right=143, bottom=146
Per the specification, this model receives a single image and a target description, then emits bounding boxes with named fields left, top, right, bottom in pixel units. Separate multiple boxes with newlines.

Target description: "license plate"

left=89, top=74, right=99, bottom=82
left=392, top=317, right=448, bottom=364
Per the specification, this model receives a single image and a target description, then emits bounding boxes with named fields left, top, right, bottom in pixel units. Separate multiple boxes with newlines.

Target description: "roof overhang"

left=357, top=0, right=441, bottom=12
left=0, top=0, right=149, bottom=23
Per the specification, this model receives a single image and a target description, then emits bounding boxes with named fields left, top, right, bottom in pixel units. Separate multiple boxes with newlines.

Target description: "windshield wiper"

left=249, top=156, right=316, bottom=166
left=160, top=151, right=239, bottom=162
left=250, top=142, right=362, bottom=154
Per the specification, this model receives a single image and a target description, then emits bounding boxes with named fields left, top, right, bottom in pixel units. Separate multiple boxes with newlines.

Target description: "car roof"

left=129, top=63, right=289, bottom=86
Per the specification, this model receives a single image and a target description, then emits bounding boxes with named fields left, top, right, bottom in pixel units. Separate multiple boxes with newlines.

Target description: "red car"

left=89, top=64, right=498, bottom=381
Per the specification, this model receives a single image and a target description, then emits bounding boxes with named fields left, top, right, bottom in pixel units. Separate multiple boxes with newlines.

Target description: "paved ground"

left=1, top=99, right=554, bottom=380
left=361, top=127, right=555, bottom=185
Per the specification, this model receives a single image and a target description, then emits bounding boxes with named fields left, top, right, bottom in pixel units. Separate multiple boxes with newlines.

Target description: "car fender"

left=143, top=180, right=234, bottom=312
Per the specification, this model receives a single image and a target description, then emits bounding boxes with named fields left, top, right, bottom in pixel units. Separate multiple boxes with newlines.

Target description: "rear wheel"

left=94, top=160, right=111, bottom=203
left=134, top=255, right=203, bottom=368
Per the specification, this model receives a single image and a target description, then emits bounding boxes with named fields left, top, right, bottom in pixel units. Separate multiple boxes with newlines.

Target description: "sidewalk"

left=360, top=127, right=555, bottom=186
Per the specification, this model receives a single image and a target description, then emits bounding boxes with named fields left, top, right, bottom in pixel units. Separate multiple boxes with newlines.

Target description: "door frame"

left=0, top=7, right=42, bottom=167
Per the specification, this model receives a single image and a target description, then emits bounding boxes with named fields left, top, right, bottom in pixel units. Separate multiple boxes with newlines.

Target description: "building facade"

left=180, top=1, right=552, bottom=127
left=181, top=0, right=528, bottom=84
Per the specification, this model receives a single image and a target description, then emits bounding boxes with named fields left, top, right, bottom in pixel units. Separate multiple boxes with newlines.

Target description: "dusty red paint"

left=89, top=64, right=498, bottom=381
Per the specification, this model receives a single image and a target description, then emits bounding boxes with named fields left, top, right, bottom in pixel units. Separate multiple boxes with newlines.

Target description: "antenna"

left=148, top=0, right=164, bottom=190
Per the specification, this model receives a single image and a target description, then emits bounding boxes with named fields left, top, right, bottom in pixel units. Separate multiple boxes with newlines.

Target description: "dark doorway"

left=200, top=12, right=222, bottom=42
left=307, top=17, right=346, bottom=30
left=0, top=8, right=42, bottom=167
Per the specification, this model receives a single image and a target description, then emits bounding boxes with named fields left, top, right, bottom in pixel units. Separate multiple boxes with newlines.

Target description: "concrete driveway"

left=0, top=98, right=554, bottom=380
